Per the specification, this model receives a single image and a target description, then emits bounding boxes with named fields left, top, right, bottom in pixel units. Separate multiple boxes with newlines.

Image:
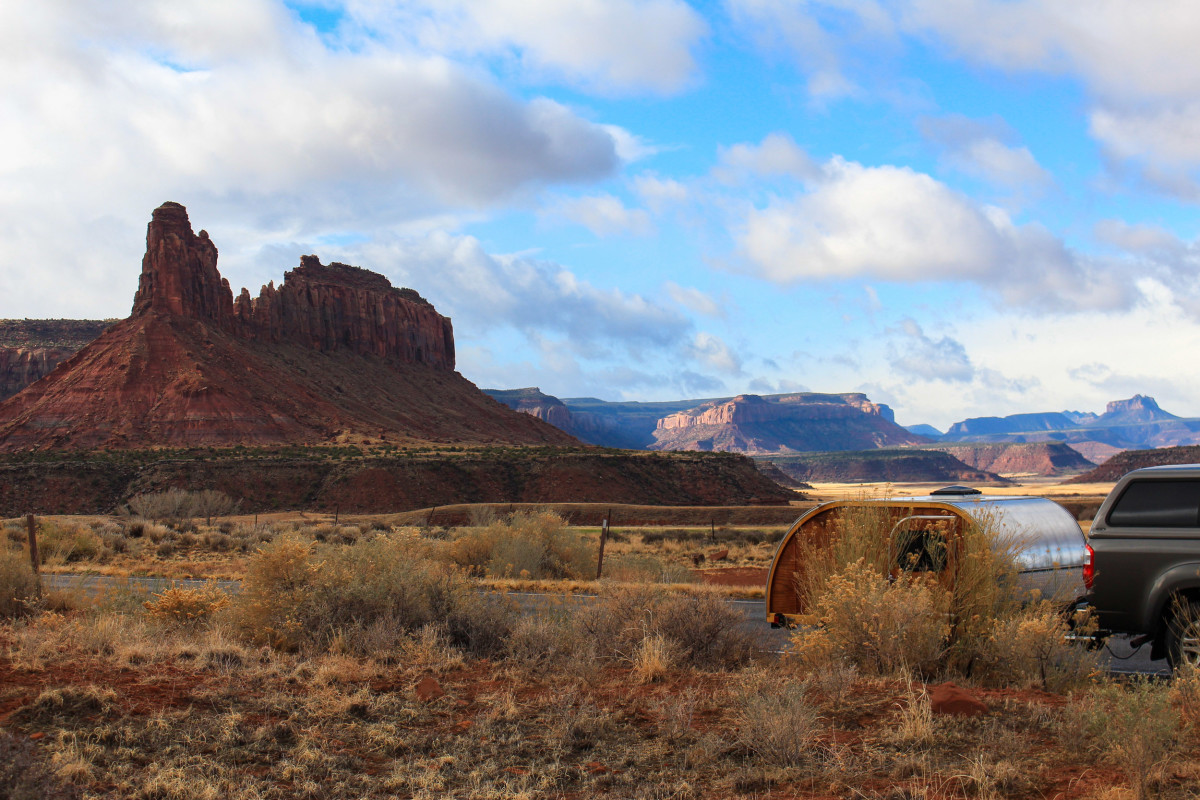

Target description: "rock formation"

left=0, top=202, right=576, bottom=451
left=485, top=388, right=575, bottom=431
left=761, top=449, right=1005, bottom=484
left=927, top=442, right=1094, bottom=477
left=650, top=393, right=927, bottom=454
left=233, top=256, right=454, bottom=369
left=0, top=320, right=113, bottom=401
left=941, top=396, right=1200, bottom=453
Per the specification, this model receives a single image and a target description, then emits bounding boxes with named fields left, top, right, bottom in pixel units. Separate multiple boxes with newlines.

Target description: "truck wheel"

left=1166, top=599, right=1200, bottom=671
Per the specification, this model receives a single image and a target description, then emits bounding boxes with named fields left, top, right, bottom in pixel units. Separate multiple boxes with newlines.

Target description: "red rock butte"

left=0, top=202, right=576, bottom=451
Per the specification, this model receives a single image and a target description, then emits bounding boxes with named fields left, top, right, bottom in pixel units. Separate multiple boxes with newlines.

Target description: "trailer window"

left=1107, top=479, right=1200, bottom=528
left=893, top=527, right=948, bottom=573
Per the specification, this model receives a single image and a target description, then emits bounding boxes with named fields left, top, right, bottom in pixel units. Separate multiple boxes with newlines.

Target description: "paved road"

left=41, top=573, right=1166, bottom=674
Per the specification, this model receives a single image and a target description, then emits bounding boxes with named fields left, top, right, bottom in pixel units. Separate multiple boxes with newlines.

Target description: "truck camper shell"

left=765, top=490, right=1090, bottom=626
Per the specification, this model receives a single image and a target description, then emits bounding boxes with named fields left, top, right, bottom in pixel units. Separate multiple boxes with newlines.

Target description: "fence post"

left=26, top=513, right=40, bottom=575
left=596, top=510, right=610, bottom=579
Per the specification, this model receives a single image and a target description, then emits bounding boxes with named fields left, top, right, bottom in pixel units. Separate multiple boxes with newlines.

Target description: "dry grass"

left=2, top=578, right=1199, bottom=799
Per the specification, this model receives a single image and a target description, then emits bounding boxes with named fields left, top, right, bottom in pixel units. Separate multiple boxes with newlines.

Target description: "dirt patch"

left=695, top=567, right=768, bottom=587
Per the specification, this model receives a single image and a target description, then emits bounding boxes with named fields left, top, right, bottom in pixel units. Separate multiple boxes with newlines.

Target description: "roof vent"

left=930, top=485, right=982, bottom=496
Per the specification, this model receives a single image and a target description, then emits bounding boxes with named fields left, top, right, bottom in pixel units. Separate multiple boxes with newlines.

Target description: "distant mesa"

left=758, top=449, right=1006, bottom=485
left=938, top=394, right=1200, bottom=464
left=648, top=392, right=926, bottom=454
left=0, top=202, right=576, bottom=451
left=487, top=388, right=927, bottom=455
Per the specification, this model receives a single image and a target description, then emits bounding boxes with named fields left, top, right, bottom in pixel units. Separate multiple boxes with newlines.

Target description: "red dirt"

left=695, top=566, right=768, bottom=587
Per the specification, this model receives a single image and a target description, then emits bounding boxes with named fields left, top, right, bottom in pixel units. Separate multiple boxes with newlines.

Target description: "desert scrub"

left=447, top=510, right=594, bottom=579
left=574, top=586, right=755, bottom=669
left=1078, top=677, right=1182, bottom=800
left=790, top=558, right=950, bottom=678
left=144, top=582, right=231, bottom=628
left=36, top=520, right=103, bottom=565
left=603, top=553, right=696, bottom=584
left=235, top=532, right=513, bottom=655
left=0, top=548, right=40, bottom=618
left=125, top=488, right=238, bottom=526
left=977, top=601, right=1099, bottom=691
left=733, top=672, right=824, bottom=769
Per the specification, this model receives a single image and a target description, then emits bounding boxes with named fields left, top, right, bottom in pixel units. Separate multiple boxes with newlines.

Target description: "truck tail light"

left=1083, top=543, right=1095, bottom=591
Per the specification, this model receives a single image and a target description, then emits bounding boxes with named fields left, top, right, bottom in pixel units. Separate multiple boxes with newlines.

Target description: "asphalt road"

left=41, top=573, right=1167, bottom=675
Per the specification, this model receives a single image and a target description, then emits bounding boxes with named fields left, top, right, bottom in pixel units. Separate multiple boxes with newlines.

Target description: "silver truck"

left=1087, top=464, right=1200, bottom=670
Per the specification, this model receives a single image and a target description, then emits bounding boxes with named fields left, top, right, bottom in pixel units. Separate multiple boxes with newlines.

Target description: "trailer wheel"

left=1166, top=598, right=1200, bottom=671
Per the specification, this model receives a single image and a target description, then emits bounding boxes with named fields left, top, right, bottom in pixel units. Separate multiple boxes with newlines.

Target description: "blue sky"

left=5, top=1, right=1200, bottom=430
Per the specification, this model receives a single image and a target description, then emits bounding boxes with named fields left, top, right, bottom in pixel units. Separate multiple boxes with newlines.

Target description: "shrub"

left=790, top=558, right=949, bottom=678
left=448, top=511, right=593, bottom=580
left=603, top=553, right=696, bottom=584
left=1079, top=678, right=1181, bottom=800
left=36, top=521, right=102, bottom=564
left=190, top=488, right=238, bottom=525
left=0, top=549, right=39, bottom=618
left=144, top=582, right=231, bottom=627
left=126, top=488, right=195, bottom=524
left=733, top=674, right=824, bottom=768
left=574, top=587, right=755, bottom=670
left=977, top=602, right=1099, bottom=691
left=234, top=532, right=512, bottom=655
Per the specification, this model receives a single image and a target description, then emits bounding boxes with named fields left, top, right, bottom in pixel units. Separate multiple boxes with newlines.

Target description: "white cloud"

left=345, top=0, right=708, bottom=95
left=725, top=0, right=895, bottom=101
left=734, top=155, right=1134, bottom=311
left=918, top=114, right=1053, bottom=193
left=890, top=318, right=974, bottom=382
left=688, top=332, right=743, bottom=373
left=351, top=231, right=689, bottom=350
left=550, top=193, right=653, bottom=236
left=0, top=0, right=628, bottom=317
left=716, top=132, right=819, bottom=182
left=665, top=282, right=722, bottom=316
left=633, top=174, right=691, bottom=212
left=898, top=0, right=1200, bottom=195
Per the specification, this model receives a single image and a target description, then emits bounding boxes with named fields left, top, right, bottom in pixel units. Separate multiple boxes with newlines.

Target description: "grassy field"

left=7, top=485, right=1196, bottom=799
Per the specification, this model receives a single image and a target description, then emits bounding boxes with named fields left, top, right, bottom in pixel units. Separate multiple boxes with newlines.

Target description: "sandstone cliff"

left=0, top=320, right=113, bottom=401
left=650, top=393, right=926, bottom=454
left=0, top=202, right=576, bottom=451
left=485, top=388, right=576, bottom=431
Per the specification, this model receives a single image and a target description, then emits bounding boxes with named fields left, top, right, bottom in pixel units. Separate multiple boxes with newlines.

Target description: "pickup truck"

left=1086, top=464, right=1200, bottom=669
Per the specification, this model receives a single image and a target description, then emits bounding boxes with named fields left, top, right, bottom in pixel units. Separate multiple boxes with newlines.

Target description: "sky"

left=5, top=1, right=1200, bottom=431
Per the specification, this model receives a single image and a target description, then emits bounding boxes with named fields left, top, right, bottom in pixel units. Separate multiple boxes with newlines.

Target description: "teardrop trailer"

left=764, top=486, right=1092, bottom=627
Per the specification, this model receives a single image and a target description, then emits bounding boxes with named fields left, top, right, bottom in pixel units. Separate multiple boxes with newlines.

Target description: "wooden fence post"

left=596, top=510, right=610, bottom=579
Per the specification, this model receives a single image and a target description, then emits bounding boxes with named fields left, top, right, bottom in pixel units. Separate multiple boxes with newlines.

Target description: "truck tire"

left=1166, top=598, right=1200, bottom=671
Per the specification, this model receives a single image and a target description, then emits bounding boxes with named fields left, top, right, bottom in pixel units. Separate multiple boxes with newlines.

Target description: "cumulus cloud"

left=918, top=114, right=1052, bottom=193
left=716, top=133, right=819, bottom=182
left=353, top=231, right=690, bottom=350
left=550, top=193, right=653, bottom=236
left=889, top=319, right=974, bottom=382
left=897, top=0, right=1200, bottom=195
left=633, top=174, right=691, bottom=212
left=724, top=1, right=1200, bottom=197
left=346, top=0, right=708, bottom=95
left=733, top=155, right=1134, bottom=311
left=687, top=332, right=742, bottom=373
left=0, top=0, right=634, bottom=316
